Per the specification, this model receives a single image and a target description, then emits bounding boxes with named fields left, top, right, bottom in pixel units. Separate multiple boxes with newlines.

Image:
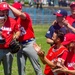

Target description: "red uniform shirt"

left=65, top=50, right=75, bottom=75
left=17, top=12, right=35, bottom=42
left=66, top=15, right=75, bottom=26
left=44, top=45, right=68, bottom=75
left=0, top=17, right=20, bottom=48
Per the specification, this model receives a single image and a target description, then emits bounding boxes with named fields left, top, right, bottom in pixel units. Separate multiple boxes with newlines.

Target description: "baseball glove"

left=9, top=39, right=22, bottom=54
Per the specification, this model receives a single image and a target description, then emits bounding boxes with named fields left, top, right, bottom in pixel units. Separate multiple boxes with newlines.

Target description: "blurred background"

left=8, top=0, right=73, bottom=25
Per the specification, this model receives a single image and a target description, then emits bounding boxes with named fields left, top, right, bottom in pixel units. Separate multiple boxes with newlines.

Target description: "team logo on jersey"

left=67, top=62, right=75, bottom=68
left=1, top=27, right=12, bottom=31
left=47, top=31, right=50, bottom=34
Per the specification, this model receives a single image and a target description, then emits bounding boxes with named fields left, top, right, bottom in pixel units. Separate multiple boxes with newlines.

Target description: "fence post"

left=33, top=8, right=36, bottom=24
left=42, top=9, right=44, bottom=24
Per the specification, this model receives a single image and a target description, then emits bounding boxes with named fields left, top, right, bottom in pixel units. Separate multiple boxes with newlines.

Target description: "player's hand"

left=33, top=43, right=45, bottom=58
left=37, top=50, right=45, bottom=58
left=62, top=18, right=69, bottom=27
left=13, top=34, right=19, bottom=39
left=33, top=43, right=41, bottom=52
left=52, top=20, right=57, bottom=25
left=52, top=64, right=68, bottom=73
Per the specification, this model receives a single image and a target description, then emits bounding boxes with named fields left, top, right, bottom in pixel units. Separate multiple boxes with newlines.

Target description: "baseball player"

left=45, top=9, right=68, bottom=46
left=33, top=30, right=68, bottom=75
left=53, top=33, right=75, bottom=75
left=51, top=2, right=75, bottom=35
left=0, top=2, right=20, bottom=75
left=9, top=2, right=43, bottom=75
left=61, top=2, right=75, bottom=33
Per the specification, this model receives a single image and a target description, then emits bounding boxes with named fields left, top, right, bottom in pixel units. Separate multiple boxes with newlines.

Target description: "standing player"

left=45, top=9, right=68, bottom=46
left=33, top=30, right=68, bottom=75
left=0, top=2, right=20, bottom=75
left=9, top=2, right=43, bottom=75
left=61, top=2, right=75, bottom=33
left=50, top=2, right=75, bottom=35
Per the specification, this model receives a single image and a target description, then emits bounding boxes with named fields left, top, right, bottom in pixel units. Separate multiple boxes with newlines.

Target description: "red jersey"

left=0, top=17, right=20, bottom=48
left=44, top=45, right=68, bottom=75
left=65, top=50, right=75, bottom=75
left=17, top=12, right=35, bottom=42
left=66, top=15, right=75, bottom=26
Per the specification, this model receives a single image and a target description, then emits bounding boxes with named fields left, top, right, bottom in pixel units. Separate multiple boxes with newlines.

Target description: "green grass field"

left=0, top=25, right=51, bottom=75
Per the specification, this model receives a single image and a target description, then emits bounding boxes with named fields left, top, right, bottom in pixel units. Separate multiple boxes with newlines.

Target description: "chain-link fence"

left=9, top=7, right=70, bottom=25
left=23, top=7, right=56, bottom=24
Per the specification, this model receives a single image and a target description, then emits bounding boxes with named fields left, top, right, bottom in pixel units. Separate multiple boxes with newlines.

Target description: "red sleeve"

left=25, top=12, right=31, bottom=21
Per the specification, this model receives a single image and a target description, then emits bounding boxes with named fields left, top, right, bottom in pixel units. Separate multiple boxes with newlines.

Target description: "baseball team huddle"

left=0, top=1, right=75, bottom=75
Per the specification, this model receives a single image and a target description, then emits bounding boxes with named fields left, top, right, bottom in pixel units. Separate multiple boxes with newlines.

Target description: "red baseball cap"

left=12, top=2, right=22, bottom=9
left=62, top=33, right=75, bottom=45
left=70, top=2, right=75, bottom=7
left=0, top=2, right=9, bottom=11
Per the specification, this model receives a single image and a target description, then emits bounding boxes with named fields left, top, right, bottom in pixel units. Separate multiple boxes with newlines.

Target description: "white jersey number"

left=20, top=27, right=26, bottom=36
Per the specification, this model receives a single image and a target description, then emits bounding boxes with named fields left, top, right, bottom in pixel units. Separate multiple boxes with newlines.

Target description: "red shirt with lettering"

left=0, top=17, right=20, bottom=48
left=17, top=12, right=35, bottom=42
left=44, top=45, right=68, bottom=75
left=65, top=50, right=75, bottom=75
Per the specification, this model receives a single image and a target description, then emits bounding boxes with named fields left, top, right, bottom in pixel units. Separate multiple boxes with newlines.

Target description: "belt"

left=20, top=38, right=35, bottom=44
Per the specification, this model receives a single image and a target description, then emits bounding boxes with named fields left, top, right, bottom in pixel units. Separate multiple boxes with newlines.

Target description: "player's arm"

left=33, top=43, right=56, bottom=68
left=62, top=18, right=75, bottom=33
left=9, top=5, right=26, bottom=19
left=51, top=20, right=57, bottom=25
left=45, top=26, right=54, bottom=45
left=38, top=52, right=56, bottom=68
left=37, top=50, right=56, bottom=68
left=46, top=38, right=54, bottom=45
left=65, top=69, right=75, bottom=75
left=44, top=56, right=56, bottom=68
left=66, top=23, right=75, bottom=33
left=53, top=51, right=68, bottom=73
left=53, top=65, right=75, bottom=75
